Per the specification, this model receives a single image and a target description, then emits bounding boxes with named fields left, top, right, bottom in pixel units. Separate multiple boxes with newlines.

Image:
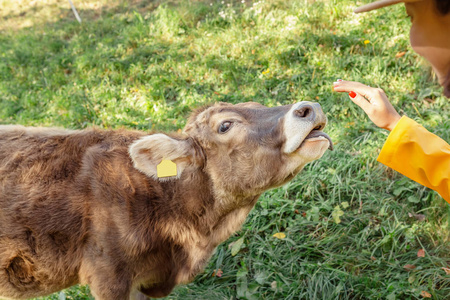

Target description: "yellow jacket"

left=377, top=116, right=450, bottom=204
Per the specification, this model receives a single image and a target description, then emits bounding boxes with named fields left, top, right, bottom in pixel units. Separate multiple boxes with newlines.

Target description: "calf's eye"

left=218, top=121, right=232, bottom=133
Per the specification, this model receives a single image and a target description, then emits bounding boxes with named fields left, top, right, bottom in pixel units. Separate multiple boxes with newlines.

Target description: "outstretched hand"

left=332, top=80, right=401, bottom=131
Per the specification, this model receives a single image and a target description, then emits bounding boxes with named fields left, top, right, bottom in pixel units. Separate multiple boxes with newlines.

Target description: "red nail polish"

left=349, top=91, right=357, bottom=98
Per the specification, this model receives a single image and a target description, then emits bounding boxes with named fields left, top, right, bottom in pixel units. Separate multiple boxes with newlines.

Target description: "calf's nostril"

left=294, top=105, right=314, bottom=119
left=314, top=123, right=325, bottom=131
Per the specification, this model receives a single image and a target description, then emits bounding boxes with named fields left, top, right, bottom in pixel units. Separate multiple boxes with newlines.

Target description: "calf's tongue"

left=304, top=130, right=334, bottom=150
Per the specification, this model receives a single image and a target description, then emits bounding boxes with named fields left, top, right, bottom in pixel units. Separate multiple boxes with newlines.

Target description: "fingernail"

left=337, top=79, right=343, bottom=82
left=349, top=91, right=357, bottom=98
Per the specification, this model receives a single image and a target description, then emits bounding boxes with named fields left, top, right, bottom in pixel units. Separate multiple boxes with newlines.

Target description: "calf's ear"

left=129, top=134, right=202, bottom=180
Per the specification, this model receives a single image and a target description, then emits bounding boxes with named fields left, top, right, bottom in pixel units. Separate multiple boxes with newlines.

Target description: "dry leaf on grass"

left=417, top=249, right=425, bottom=257
left=408, top=212, right=426, bottom=221
left=420, top=291, right=432, bottom=298
left=395, top=51, right=406, bottom=58
left=273, top=232, right=286, bottom=239
left=404, top=264, right=416, bottom=271
left=212, top=269, right=223, bottom=277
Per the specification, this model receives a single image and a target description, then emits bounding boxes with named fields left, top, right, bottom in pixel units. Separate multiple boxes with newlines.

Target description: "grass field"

left=0, top=0, right=449, bottom=299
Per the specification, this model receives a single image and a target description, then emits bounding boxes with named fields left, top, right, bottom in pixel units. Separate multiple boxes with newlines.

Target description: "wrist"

left=386, top=115, right=402, bottom=131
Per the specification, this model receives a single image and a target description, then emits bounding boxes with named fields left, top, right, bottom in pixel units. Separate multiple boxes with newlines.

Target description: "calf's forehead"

left=222, top=104, right=293, bottom=122
left=187, top=103, right=294, bottom=128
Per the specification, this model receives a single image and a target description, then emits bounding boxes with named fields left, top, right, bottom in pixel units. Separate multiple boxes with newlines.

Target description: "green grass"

left=1, top=0, right=449, bottom=299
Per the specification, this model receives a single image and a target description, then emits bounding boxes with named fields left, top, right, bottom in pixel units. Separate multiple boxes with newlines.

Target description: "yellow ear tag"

left=157, top=159, right=177, bottom=178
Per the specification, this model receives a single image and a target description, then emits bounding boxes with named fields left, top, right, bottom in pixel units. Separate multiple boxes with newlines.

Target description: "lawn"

left=0, top=0, right=449, bottom=299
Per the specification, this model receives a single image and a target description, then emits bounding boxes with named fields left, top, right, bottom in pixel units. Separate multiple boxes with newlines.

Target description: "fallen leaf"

left=442, top=267, right=450, bottom=275
left=408, top=212, right=426, bottom=221
left=216, top=269, right=223, bottom=277
left=423, top=98, right=435, bottom=104
left=332, top=205, right=344, bottom=224
left=404, top=264, right=416, bottom=271
left=417, top=249, right=425, bottom=258
left=386, top=293, right=396, bottom=300
left=395, top=51, right=406, bottom=58
left=420, top=291, right=432, bottom=298
left=271, top=281, right=277, bottom=290
left=370, top=256, right=377, bottom=261
left=255, top=272, right=267, bottom=284
left=230, top=237, right=245, bottom=256
left=273, top=232, right=286, bottom=239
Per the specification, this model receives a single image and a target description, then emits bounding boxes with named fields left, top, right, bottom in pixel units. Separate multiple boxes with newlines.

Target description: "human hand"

left=332, top=80, right=401, bottom=131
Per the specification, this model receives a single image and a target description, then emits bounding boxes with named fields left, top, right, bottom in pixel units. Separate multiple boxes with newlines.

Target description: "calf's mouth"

left=301, top=129, right=333, bottom=150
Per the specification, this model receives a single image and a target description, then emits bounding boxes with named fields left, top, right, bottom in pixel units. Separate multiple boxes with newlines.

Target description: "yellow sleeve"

left=377, top=116, right=450, bottom=204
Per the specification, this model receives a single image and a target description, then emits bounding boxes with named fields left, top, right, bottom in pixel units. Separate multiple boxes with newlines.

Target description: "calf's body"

left=0, top=102, right=332, bottom=299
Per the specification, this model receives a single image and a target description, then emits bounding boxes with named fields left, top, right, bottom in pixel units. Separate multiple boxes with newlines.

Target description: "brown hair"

left=435, top=0, right=450, bottom=15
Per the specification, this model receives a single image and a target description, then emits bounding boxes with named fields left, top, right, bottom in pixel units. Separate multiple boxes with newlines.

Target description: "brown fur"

left=0, top=102, right=331, bottom=300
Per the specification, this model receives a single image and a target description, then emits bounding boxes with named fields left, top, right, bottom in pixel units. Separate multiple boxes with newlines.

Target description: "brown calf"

left=0, top=101, right=332, bottom=300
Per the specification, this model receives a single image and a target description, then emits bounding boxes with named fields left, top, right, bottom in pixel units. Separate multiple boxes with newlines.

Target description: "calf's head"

left=129, top=101, right=332, bottom=198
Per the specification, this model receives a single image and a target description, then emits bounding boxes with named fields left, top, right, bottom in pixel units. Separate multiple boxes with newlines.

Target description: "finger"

left=333, top=81, right=380, bottom=101
left=333, top=80, right=370, bottom=90
left=347, top=91, right=372, bottom=113
left=333, top=80, right=367, bottom=87
left=333, top=81, right=374, bottom=95
left=332, top=80, right=373, bottom=106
